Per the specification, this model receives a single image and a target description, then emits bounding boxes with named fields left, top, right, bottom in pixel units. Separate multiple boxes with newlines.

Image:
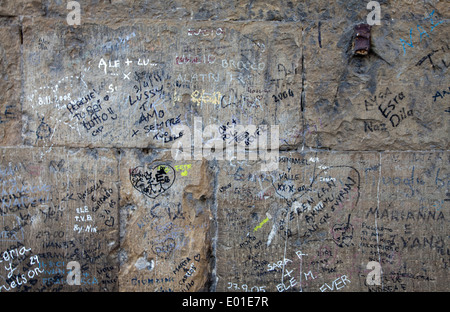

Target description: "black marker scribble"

left=130, top=164, right=176, bottom=199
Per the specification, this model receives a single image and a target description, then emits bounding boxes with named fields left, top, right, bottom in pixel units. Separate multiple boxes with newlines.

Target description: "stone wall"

left=0, top=0, right=448, bottom=292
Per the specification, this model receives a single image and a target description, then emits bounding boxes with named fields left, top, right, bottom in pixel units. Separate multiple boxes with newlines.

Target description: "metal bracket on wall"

left=353, top=23, right=372, bottom=56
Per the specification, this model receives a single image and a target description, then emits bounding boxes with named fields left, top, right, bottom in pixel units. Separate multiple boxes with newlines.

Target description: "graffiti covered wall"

left=0, top=0, right=448, bottom=292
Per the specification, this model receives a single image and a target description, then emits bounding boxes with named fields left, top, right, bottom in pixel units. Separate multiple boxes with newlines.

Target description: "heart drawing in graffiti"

left=130, top=164, right=176, bottom=199
left=151, top=238, right=176, bottom=259
left=269, top=165, right=360, bottom=247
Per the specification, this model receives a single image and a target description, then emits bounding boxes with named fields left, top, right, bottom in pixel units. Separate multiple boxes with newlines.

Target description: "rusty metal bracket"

left=353, top=24, right=372, bottom=56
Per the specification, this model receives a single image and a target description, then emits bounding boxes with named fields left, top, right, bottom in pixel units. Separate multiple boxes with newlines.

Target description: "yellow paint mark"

left=191, top=90, right=222, bottom=106
left=254, top=217, right=269, bottom=232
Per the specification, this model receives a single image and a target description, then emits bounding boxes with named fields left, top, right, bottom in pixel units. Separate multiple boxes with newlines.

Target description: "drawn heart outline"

left=151, top=238, right=176, bottom=258
left=130, top=163, right=176, bottom=199
left=269, top=165, right=361, bottom=245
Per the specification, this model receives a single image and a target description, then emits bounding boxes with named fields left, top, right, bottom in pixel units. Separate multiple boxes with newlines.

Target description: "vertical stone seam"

left=300, top=26, right=306, bottom=151
left=208, top=159, right=220, bottom=291
left=116, top=148, right=122, bottom=292
left=375, top=151, right=384, bottom=291
left=19, top=17, right=25, bottom=146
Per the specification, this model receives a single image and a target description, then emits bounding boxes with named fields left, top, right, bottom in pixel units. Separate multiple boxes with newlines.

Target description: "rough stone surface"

left=0, top=0, right=448, bottom=292
left=216, top=151, right=449, bottom=292
left=0, top=19, right=21, bottom=146
left=21, top=18, right=302, bottom=149
left=303, top=18, right=449, bottom=151
left=0, top=147, right=119, bottom=291
left=118, top=150, right=214, bottom=292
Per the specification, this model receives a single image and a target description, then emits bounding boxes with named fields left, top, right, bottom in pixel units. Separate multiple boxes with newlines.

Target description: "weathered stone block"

left=303, top=16, right=449, bottom=150
left=0, top=147, right=119, bottom=292
left=118, top=149, right=214, bottom=292
left=0, top=19, right=22, bottom=146
left=21, top=18, right=302, bottom=151
left=215, top=151, right=449, bottom=292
